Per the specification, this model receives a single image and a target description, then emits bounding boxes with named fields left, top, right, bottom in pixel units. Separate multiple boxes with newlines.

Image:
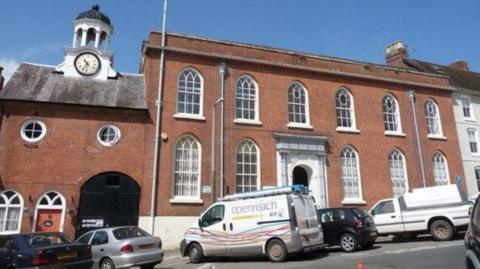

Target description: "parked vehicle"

left=370, top=184, right=470, bottom=241
left=0, top=232, right=93, bottom=269
left=465, top=193, right=480, bottom=269
left=76, top=226, right=163, bottom=269
left=180, top=186, right=326, bottom=263
left=317, top=207, right=377, bottom=252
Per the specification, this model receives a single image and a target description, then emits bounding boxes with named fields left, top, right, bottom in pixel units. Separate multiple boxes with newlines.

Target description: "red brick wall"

left=0, top=101, right=148, bottom=237
left=142, top=33, right=464, bottom=216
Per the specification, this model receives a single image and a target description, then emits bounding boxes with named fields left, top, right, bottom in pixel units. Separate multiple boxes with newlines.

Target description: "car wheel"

left=100, top=258, right=115, bottom=269
left=266, top=239, right=288, bottom=262
left=430, top=220, right=454, bottom=241
left=340, top=233, right=358, bottom=252
left=188, top=243, right=204, bottom=264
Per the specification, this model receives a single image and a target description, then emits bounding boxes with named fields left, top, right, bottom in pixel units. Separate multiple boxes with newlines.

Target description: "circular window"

left=20, top=120, right=47, bottom=143
left=97, top=125, right=121, bottom=147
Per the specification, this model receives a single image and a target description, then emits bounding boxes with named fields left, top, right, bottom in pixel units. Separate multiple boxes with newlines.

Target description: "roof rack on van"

left=220, top=185, right=308, bottom=201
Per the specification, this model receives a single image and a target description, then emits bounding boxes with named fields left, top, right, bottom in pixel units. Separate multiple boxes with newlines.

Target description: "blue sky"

left=1, top=0, right=479, bottom=81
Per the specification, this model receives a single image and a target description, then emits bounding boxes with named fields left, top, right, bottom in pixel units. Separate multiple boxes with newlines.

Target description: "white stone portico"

left=273, top=133, right=329, bottom=207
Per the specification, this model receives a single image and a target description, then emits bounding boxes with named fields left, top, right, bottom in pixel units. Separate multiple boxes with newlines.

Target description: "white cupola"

left=56, top=5, right=117, bottom=80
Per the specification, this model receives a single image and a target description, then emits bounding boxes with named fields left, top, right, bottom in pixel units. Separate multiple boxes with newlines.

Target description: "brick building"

left=139, top=32, right=464, bottom=247
left=0, top=6, right=466, bottom=249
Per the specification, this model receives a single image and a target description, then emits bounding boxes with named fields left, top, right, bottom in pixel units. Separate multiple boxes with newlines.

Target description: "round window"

left=97, top=125, right=121, bottom=147
left=20, top=119, right=47, bottom=143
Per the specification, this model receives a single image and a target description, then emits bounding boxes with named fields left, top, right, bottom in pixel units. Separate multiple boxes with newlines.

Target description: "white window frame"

left=20, top=119, right=47, bottom=143
left=340, top=146, right=365, bottom=204
left=235, top=139, right=261, bottom=193
left=97, top=124, right=121, bottom=147
left=170, top=135, right=203, bottom=203
left=425, top=99, right=445, bottom=139
left=32, top=191, right=66, bottom=232
left=0, top=190, right=23, bottom=234
left=174, top=67, right=205, bottom=121
left=389, top=149, right=409, bottom=197
left=234, top=75, right=261, bottom=125
left=383, top=94, right=404, bottom=135
left=468, top=128, right=480, bottom=155
left=336, top=87, right=359, bottom=133
left=287, top=81, right=312, bottom=129
left=461, top=96, right=475, bottom=121
left=432, top=151, right=450, bottom=185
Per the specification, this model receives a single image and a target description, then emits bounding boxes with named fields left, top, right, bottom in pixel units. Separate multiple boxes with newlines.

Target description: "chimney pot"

left=449, top=60, right=469, bottom=71
left=386, top=41, right=408, bottom=67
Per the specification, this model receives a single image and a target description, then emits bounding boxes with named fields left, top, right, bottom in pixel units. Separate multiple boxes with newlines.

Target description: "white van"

left=180, top=186, right=325, bottom=263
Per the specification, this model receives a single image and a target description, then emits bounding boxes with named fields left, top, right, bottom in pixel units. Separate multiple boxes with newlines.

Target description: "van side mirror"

left=198, top=218, right=202, bottom=228
left=370, top=210, right=375, bottom=216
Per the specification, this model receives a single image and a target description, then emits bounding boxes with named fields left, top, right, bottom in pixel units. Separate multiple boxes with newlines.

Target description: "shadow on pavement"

left=186, top=250, right=329, bottom=264
left=375, top=232, right=465, bottom=244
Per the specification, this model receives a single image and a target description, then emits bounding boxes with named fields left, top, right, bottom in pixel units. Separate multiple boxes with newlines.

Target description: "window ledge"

left=464, top=118, right=477, bottom=123
left=287, top=123, right=313, bottom=130
left=384, top=131, right=406, bottom=137
left=341, top=199, right=367, bottom=205
left=336, top=127, right=360, bottom=133
left=169, top=198, right=204, bottom=204
left=233, top=119, right=263, bottom=126
left=427, top=134, right=447, bottom=140
left=173, top=114, right=206, bottom=121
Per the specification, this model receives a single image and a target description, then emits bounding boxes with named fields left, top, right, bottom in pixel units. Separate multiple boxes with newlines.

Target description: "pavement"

left=155, top=235, right=467, bottom=269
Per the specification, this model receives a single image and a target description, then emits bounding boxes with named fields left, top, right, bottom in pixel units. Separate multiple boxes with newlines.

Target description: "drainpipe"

left=218, top=63, right=227, bottom=198
left=408, top=90, right=426, bottom=187
left=150, top=0, right=168, bottom=235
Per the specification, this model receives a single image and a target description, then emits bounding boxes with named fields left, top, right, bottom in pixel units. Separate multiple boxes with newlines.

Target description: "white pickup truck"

left=369, top=184, right=471, bottom=241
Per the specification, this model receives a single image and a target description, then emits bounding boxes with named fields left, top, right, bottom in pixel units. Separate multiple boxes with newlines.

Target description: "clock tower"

left=56, top=5, right=117, bottom=80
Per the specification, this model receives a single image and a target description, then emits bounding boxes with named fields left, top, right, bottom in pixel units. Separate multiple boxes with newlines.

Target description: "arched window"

left=236, top=140, right=260, bottom=193
left=0, top=190, right=23, bottom=234
left=176, top=68, right=203, bottom=117
left=468, top=128, right=479, bottom=154
left=86, top=28, right=96, bottom=47
left=288, top=82, right=310, bottom=126
left=432, top=152, right=449, bottom=185
left=336, top=88, right=356, bottom=129
left=389, top=150, right=408, bottom=197
left=425, top=100, right=443, bottom=136
left=74, top=29, right=83, bottom=48
left=235, top=76, right=259, bottom=121
left=340, top=146, right=362, bottom=200
left=34, top=191, right=66, bottom=232
left=383, top=94, right=402, bottom=133
left=173, top=135, right=201, bottom=200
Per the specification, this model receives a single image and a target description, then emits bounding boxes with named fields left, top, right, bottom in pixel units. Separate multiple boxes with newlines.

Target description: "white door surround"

left=274, top=133, right=328, bottom=207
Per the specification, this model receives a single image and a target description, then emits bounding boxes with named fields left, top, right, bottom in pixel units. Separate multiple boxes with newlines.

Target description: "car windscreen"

left=351, top=208, right=370, bottom=218
left=25, top=234, right=72, bottom=248
left=113, top=227, right=149, bottom=240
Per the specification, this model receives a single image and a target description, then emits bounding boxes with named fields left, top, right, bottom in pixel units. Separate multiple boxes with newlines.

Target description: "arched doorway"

left=77, top=172, right=140, bottom=237
left=34, top=191, right=66, bottom=232
left=292, top=166, right=309, bottom=187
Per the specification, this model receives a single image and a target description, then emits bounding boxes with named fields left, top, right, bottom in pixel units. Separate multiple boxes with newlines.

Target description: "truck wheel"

left=188, top=243, right=204, bottom=264
left=340, top=233, right=358, bottom=252
left=266, top=239, right=288, bottom=262
left=430, top=220, right=454, bottom=241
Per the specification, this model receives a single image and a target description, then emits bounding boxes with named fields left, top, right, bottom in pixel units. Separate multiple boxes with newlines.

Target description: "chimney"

left=386, top=41, right=408, bottom=67
left=449, top=60, right=469, bottom=72
left=0, top=67, right=4, bottom=91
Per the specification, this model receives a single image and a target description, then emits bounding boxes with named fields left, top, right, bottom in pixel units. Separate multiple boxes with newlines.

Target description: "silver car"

left=76, top=226, right=164, bottom=269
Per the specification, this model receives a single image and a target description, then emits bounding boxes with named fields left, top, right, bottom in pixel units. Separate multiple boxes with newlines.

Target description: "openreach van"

left=180, top=186, right=325, bottom=263
left=369, top=184, right=471, bottom=241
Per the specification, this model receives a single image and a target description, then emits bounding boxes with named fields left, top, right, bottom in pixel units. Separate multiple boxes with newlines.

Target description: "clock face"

left=74, top=53, right=101, bottom=76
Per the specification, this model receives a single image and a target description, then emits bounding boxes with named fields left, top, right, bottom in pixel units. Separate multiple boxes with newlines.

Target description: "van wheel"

left=266, top=239, right=288, bottom=262
left=188, top=243, right=204, bottom=264
left=430, top=220, right=454, bottom=241
left=340, top=233, right=358, bottom=252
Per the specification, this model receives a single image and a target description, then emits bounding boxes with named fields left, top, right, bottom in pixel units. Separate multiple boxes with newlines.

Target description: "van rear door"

left=292, top=195, right=323, bottom=245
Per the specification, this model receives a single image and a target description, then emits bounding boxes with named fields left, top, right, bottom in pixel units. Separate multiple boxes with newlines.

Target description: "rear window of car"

left=25, top=234, right=72, bottom=248
left=351, top=208, right=369, bottom=218
left=113, top=227, right=149, bottom=240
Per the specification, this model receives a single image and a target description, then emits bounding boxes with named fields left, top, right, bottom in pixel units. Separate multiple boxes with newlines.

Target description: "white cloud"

left=0, top=58, right=20, bottom=82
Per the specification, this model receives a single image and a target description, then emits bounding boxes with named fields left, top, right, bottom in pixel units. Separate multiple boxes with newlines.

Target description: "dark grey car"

left=76, top=226, right=163, bottom=269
